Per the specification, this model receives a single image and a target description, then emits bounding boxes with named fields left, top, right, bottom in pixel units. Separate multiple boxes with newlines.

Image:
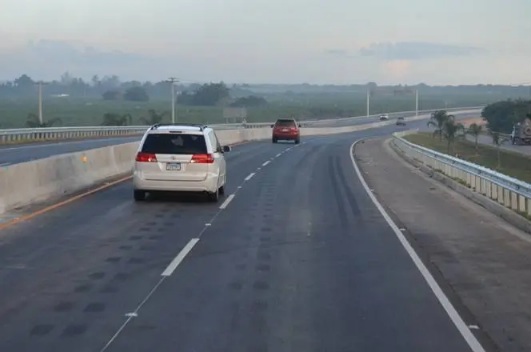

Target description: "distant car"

left=271, top=118, right=301, bottom=144
left=132, top=123, right=231, bottom=202
left=379, top=114, right=389, bottom=121
left=396, top=117, right=406, bottom=126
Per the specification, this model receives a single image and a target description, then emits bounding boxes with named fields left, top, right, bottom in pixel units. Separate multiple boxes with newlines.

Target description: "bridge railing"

left=0, top=106, right=483, bottom=144
left=392, top=130, right=531, bottom=217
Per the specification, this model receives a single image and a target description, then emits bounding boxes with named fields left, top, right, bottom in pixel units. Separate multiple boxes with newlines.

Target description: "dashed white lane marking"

left=101, top=149, right=295, bottom=351
left=349, top=140, right=486, bottom=352
left=2, top=264, right=26, bottom=270
left=219, top=194, right=235, bottom=209
left=244, top=173, right=255, bottom=181
left=161, top=238, right=200, bottom=277
left=100, top=276, right=167, bottom=352
left=275, top=153, right=282, bottom=157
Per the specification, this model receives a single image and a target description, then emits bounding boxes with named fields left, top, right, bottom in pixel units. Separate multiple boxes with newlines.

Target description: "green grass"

left=404, top=132, right=531, bottom=183
left=0, top=98, right=225, bottom=128
left=0, top=91, right=495, bottom=129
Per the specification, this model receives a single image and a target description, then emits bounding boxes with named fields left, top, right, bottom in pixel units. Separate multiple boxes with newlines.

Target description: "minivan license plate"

left=166, top=162, right=181, bottom=171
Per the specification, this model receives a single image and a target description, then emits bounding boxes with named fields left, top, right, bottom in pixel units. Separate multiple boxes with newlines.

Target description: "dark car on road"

left=396, top=117, right=406, bottom=126
left=271, top=118, right=301, bottom=144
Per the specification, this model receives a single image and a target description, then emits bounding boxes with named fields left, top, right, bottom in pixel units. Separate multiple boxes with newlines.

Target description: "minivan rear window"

left=141, top=134, right=207, bottom=154
left=275, top=119, right=296, bottom=126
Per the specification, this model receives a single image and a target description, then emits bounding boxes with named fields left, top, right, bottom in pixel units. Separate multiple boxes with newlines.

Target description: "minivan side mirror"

left=222, top=145, right=231, bottom=153
left=270, top=124, right=274, bottom=128
left=298, top=124, right=302, bottom=127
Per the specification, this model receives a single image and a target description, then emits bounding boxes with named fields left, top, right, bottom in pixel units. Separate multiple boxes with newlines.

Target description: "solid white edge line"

left=262, top=160, right=270, bottom=167
left=244, top=172, right=255, bottom=181
left=219, top=194, right=235, bottom=209
left=349, top=140, right=486, bottom=352
left=161, top=238, right=200, bottom=277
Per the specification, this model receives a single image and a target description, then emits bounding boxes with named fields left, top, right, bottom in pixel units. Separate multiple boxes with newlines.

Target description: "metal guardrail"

left=0, top=106, right=483, bottom=144
left=306, top=106, right=484, bottom=126
left=0, top=123, right=272, bottom=144
left=392, top=130, right=531, bottom=216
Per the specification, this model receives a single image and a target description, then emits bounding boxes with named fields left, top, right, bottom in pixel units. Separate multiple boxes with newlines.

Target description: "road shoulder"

left=355, top=137, right=531, bottom=352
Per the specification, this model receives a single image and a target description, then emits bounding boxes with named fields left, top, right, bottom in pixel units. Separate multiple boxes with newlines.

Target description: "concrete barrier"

left=0, top=129, right=267, bottom=214
left=0, top=142, right=140, bottom=213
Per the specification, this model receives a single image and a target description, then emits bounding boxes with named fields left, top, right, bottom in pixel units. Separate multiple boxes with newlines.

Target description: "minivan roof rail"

left=150, top=123, right=208, bottom=131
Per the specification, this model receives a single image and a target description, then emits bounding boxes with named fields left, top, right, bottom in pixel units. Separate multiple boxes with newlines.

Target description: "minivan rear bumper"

left=133, top=172, right=219, bottom=193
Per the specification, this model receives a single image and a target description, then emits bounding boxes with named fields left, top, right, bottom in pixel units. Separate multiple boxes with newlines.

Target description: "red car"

left=271, top=118, right=301, bottom=144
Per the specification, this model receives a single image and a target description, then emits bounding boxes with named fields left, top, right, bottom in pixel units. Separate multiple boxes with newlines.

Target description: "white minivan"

left=132, top=124, right=231, bottom=202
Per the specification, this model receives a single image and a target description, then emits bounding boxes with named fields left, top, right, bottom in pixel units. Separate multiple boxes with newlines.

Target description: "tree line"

left=480, top=99, right=531, bottom=134
left=426, top=100, right=531, bottom=168
left=2, top=73, right=270, bottom=127
left=0, top=73, right=268, bottom=107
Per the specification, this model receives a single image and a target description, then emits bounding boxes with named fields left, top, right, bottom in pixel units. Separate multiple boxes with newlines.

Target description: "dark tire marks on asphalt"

left=0, top=140, right=291, bottom=352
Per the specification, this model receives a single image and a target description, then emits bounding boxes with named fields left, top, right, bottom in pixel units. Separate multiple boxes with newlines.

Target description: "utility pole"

left=167, top=77, right=179, bottom=123
left=415, top=89, right=419, bottom=116
left=37, top=81, right=48, bottom=125
left=366, top=89, right=370, bottom=117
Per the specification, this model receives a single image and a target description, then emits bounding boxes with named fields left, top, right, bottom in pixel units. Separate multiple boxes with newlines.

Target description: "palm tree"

left=467, top=123, right=483, bottom=151
left=141, top=109, right=168, bottom=125
left=26, top=113, right=62, bottom=128
left=490, top=131, right=510, bottom=169
left=442, top=119, right=465, bottom=153
left=428, top=110, right=454, bottom=141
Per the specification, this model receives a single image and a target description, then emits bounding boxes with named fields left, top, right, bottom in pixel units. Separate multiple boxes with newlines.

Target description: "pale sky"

left=1, top=0, right=530, bottom=85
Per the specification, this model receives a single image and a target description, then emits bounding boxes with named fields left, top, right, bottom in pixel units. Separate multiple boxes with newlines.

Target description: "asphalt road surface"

left=0, top=110, right=480, bottom=166
left=472, top=134, right=531, bottom=156
left=0, top=128, right=483, bottom=352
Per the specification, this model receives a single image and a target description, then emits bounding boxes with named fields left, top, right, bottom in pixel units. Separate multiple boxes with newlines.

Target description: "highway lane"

left=469, top=133, right=531, bottom=156
left=308, top=110, right=481, bottom=128
left=0, top=139, right=292, bottom=352
left=0, top=132, right=483, bottom=351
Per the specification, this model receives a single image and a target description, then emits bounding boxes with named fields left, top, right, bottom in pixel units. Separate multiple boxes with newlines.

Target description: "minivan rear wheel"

left=208, top=188, right=220, bottom=202
left=134, top=190, right=146, bottom=201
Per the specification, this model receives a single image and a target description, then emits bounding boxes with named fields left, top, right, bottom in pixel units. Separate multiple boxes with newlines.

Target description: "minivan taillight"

left=136, top=152, right=157, bottom=162
left=191, top=154, right=215, bottom=164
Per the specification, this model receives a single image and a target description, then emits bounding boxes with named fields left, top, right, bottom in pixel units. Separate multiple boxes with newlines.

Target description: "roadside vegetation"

left=405, top=106, right=531, bottom=183
left=0, top=72, right=521, bottom=128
